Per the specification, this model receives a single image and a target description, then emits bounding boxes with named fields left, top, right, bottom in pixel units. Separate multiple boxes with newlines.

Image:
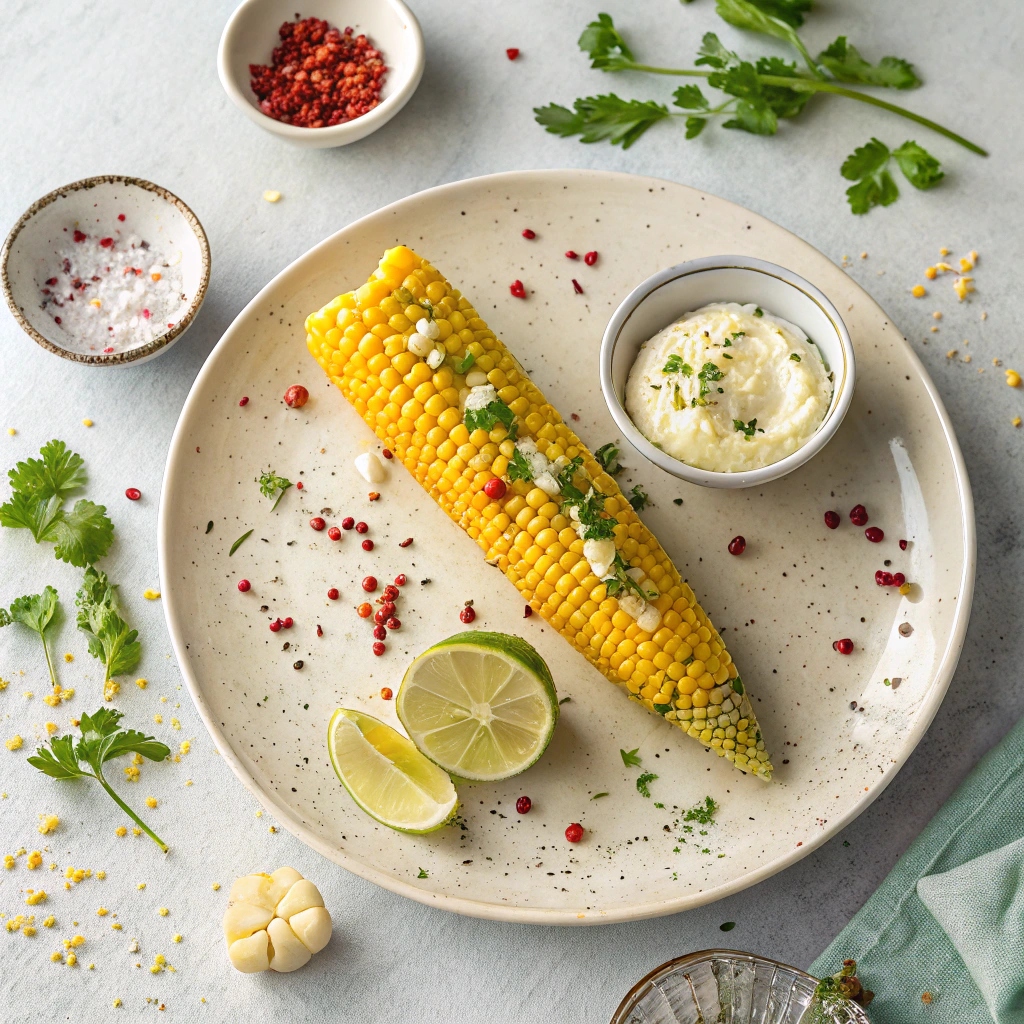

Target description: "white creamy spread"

left=624, top=302, right=833, bottom=473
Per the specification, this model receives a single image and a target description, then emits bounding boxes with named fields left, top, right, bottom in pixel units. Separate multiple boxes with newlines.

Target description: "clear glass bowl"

left=610, top=950, right=871, bottom=1024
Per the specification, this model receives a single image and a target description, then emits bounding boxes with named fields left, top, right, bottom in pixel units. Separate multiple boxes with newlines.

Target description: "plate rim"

left=158, top=168, right=976, bottom=925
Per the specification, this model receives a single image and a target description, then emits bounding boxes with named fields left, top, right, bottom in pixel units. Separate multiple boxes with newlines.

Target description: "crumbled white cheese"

left=464, top=384, right=498, bottom=412
left=617, top=592, right=646, bottom=619
left=534, top=471, right=561, bottom=496
left=637, top=604, right=662, bottom=632
left=583, top=538, right=616, bottom=579
left=354, top=453, right=387, bottom=484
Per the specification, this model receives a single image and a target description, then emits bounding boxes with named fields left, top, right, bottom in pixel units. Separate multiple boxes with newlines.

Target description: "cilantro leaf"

left=620, top=747, right=642, bottom=767
left=556, top=456, right=584, bottom=492
left=636, top=771, right=659, bottom=798
left=892, top=141, right=944, bottom=189
left=76, top=567, right=141, bottom=685
left=0, top=491, right=64, bottom=542
left=594, top=443, right=622, bottom=476
left=695, top=33, right=738, bottom=70
left=710, top=64, right=778, bottom=135
left=534, top=95, right=671, bottom=149
left=257, top=469, right=293, bottom=511
left=508, top=447, right=534, bottom=483
left=464, top=399, right=515, bottom=434
left=571, top=489, right=616, bottom=541
left=818, top=36, right=921, bottom=90
left=663, top=354, right=693, bottom=375
left=0, top=587, right=61, bottom=690
left=841, top=137, right=891, bottom=180
left=628, top=485, right=650, bottom=512
left=578, top=12, right=635, bottom=71
left=742, top=0, right=813, bottom=26
left=685, top=116, right=708, bottom=139
left=27, top=708, right=170, bottom=851
left=672, top=85, right=710, bottom=111
left=733, top=418, right=760, bottom=439
left=8, top=440, right=86, bottom=500
left=48, top=499, right=114, bottom=567
left=697, top=362, right=726, bottom=402
left=754, top=57, right=813, bottom=118
left=716, top=0, right=804, bottom=51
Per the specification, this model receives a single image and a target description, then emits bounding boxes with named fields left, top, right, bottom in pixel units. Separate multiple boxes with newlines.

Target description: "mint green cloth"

left=811, top=714, right=1024, bottom=1023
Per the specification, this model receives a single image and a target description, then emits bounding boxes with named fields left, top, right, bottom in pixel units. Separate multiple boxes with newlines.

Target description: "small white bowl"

left=218, top=0, right=424, bottom=149
left=600, top=256, right=856, bottom=489
left=1, top=175, right=210, bottom=367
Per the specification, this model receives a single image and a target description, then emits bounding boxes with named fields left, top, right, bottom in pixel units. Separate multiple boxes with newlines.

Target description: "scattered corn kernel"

left=924, top=266, right=937, bottom=280
left=115, top=826, right=127, bottom=837
left=954, top=276, right=974, bottom=301
left=97, top=907, right=109, bottom=916
left=143, top=589, right=161, bottom=600
left=82, top=419, right=93, bottom=428
left=145, top=797, right=158, bottom=809
left=27, top=851, right=43, bottom=870
left=1007, top=370, right=1022, bottom=388
left=911, top=285, right=927, bottom=298
left=263, top=190, right=282, bottom=203
left=158, top=907, right=169, bottom=916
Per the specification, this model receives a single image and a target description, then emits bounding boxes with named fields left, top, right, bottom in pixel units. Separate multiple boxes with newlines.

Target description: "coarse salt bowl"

left=610, top=950, right=871, bottom=1024
left=1, top=175, right=210, bottom=367
left=218, top=0, right=425, bottom=149
left=600, top=256, right=855, bottom=490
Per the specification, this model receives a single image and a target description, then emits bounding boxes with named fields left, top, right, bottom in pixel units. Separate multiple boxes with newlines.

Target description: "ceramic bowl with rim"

left=218, top=0, right=425, bottom=149
left=610, top=950, right=870, bottom=1024
left=600, top=256, right=855, bottom=489
left=1, top=175, right=210, bottom=367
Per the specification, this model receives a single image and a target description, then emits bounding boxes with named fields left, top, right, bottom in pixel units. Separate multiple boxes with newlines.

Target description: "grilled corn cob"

left=306, top=246, right=772, bottom=779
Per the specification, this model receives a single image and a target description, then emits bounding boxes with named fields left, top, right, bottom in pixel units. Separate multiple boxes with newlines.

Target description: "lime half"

left=327, top=708, right=458, bottom=833
left=396, top=631, right=558, bottom=783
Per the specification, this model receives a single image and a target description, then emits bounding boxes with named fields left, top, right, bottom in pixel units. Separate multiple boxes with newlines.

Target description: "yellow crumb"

left=27, top=851, right=43, bottom=870
left=43, top=916, right=55, bottom=928
left=911, top=284, right=926, bottom=298
left=255, top=810, right=263, bottom=818
left=263, top=190, right=282, bottom=203
left=158, top=907, right=169, bottom=917
left=96, top=870, right=106, bottom=880
left=924, top=266, right=937, bottom=280
left=981, top=311, right=988, bottom=320
left=170, top=718, right=180, bottom=731
left=97, top=907, right=109, bottom=916
left=160, top=696, right=167, bottom=703
left=104, top=680, right=120, bottom=701
left=132, top=828, right=141, bottom=837
left=66, top=952, right=77, bottom=966
left=143, top=589, right=161, bottom=601
left=954, top=276, right=974, bottom=301
left=963, top=354, right=972, bottom=363
left=5, top=735, right=23, bottom=751
left=111, top=922, right=122, bottom=930
left=70, top=934, right=85, bottom=947
left=137, top=883, right=146, bottom=890
left=947, top=350, right=958, bottom=359
left=6, top=428, right=14, bottom=436
left=1007, top=370, right=1021, bottom=388
left=123, top=765, right=140, bottom=782
left=45, top=722, right=58, bottom=735
left=135, top=678, right=147, bottom=689
left=38, top=814, right=59, bottom=835
left=25, top=890, right=47, bottom=905
left=115, top=826, right=127, bottom=837
left=4, top=855, right=16, bottom=869
left=0, top=677, right=7, bottom=691
left=269, top=826, right=277, bottom=834
left=23, top=925, right=37, bottom=937
left=153, top=714, right=163, bottom=724
left=51, top=951, right=62, bottom=963
left=993, top=358, right=1002, bottom=366
left=211, top=883, right=221, bottom=891
left=936, top=262, right=953, bottom=272
left=185, top=779, right=193, bottom=787
left=932, top=311, right=942, bottom=320
left=155, top=953, right=167, bottom=965
left=63, top=653, right=74, bottom=663
left=113, top=998, right=122, bottom=1008
left=929, top=326, right=939, bottom=333
left=145, top=797, right=157, bottom=809
left=173, top=933, right=182, bottom=943
left=1014, top=418, right=1022, bottom=428
left=82, top=419, right=93, bottom=428
left=859, top=252, right=867, bottom=259
left=939, top=247, right=950, bottom=256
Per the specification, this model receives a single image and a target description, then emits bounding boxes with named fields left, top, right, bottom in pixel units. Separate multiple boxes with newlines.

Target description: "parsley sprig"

left=0, top=440, right=114, bottom=566
left=464, top=398, right=516, bottom=438
left=536, top=2, right=985, bottom=211
left=841, top=137, right=944, bottom=214
left=257, top=470, right=293, bottom=511
left=0, top=587, right=61, bottom=689
left=76, top=567, right=141, bottom=698
left=28, top=709, right=170, bottom=852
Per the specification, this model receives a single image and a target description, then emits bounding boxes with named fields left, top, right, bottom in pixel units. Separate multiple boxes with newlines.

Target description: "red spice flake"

left=506, top=48, right=520, bottom=61
left=117, top=214, right=126, bottom=222
left=584, top=251, right=598, bottom=266
left=237, top=579, right=251, bottom=593
left=342, top=517, right=355, bottom=530
left=521, top=228, right=536, bottom=239
left=239, top=396, right=250, bottom=407
left=380, top=686, right=393, bottom=700
left=899, top=538, right=908, bottom=550
left=309, top=517, right=326, bottom=531
left=103, top=346, right=114, bottom=353
left=142, top=309, right=150, bottom=320
left=483, top=477, right=506, bottom=499
left=355, top=521, right=368, bottom=534
left=327, top=526, right=342, bottom=541
left=728, top=535, right=746, bottom=556
left=399, top=537, right=413, bottom=547
left=73, top=230, right=86, bottom=243
left=362, top=538, right=374, bottom=551
left=460, top=605, right=476, bottom=624
left=125, top=487, right=141, bottom=501
left=362, top=576, right=378, bottom=593
left=381, top=448, right=393, bottom=460
left=357, top=602, right=372, bottom=618
left=571, top=278, right=583, bottom=294
left=316, top=623, right=324, bottom=637
left=570, top=413, right=580, bottom=421
left=565, top=823, right=584, bottom=843
left=509, top=280, right=526, bottom=298
left=865, top=526, right=884, bottom=543
left=524, top=605, right=533, bottom=618
left=368, top=491, right=380, bottom=501
left=824, top=510, right=840, bottom=529
left=45, top=277, right=58, bottom=286
left=516, top=796, right=532, bottom=814
left=327, top=587, right=340, bottom=600
left=249, top=18, right=388, bottom=129
left=284, top=384, right=308, bottom=408
left=99, top=237, right=114, bottom=248
left=565, top=250, right=579, bottom=260
left=372, top=641, right=386, bottom=657
left=296, top=481, right=303, bottom=490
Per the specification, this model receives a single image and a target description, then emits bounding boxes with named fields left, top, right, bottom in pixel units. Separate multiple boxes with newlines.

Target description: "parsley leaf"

left=464, top=399, right=515, bottom=434
left=572, top=489, right=617, bottom=541
left=556, top=456, right=585, bottom=493
left=257, top=469, right=293, bottom=511
left=628, top=485, right=650, bottom=512
left=508, top=447, right=534, bottom=483
left=0, top=587, right=61, bottom=688
left=697, top=362, right=726, bottom=402
left=842, top=137, right=942, bottom=213
left=27, top=708, right=170, bottom=851
left=733, top=418, right=761, bottom=439
left=620, top=747, right=642, bottom=767
left=716, top=0, right=804, bottom=53
left=76, top=566, right=141, bottom=689
left=636, top=771, right=659, bottom=798
left=663, top=354, right=693, bottom=375
left=578, top=12, right=635, bottom=71
left=592, top=792, right=609, bottom=800
left=49, top=500, right=115, bottom=567
left=534, top=95, right=671, bottom=149
left=672, top=85, right=710, bottom=111
left=8, top=440, right=86, bottom=500
left=818, top=36, right=921, bottom=90
left=892, top=140, right=945, bottom=189
left=594, top=443, right=622, bottom=475
left=695, top=32, right=738, bottom=70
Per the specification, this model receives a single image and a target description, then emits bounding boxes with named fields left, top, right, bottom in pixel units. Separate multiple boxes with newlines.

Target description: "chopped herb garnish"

left=455, top=352, right=476, bottom=374
left=417, top=868, right=429, bottom=879
left=652, top=702, right=673, bottom=715
left=558, top=696, right=572, bottom=705
left=731, top=677, right=745, bottom=696
left=205, top=520, right=214, bottom=534
left=790, top=352, right=802, bottom=361
left=672, top=498, right=683, bottom=506
left=684, top=795, right=719, bottom=825
left=594, top=442, right=622, bottom=475
left=257, top=470, right=293, bottom=511
left=229, top=529, right=254, bottom=556
left=720, top=921, right=736, bottom=931
left=620, top=747, right=642, bottom=767
left=627, top=484, right=650, bottom=512
left=697, top=362, right=725, bottom=403
left=508, top=447, right=534, bottom=483
left=566, top=487, right=616, bottom=541
left=556, top=456, right=585, bottom=493
left=728, top=331, right=745, bottom=344
left=732, top=418, right=763, bottom=439
left=649, top=384, right=662, bottom=390
left=754, top=307, right=764, bottom=317
left=663, top=354, right=693, bottom=375
left=464, top=398, right=515, bottom=435
left=636, top=771, right=658, bottom=797
left=591, top=792, right=609, bottom=800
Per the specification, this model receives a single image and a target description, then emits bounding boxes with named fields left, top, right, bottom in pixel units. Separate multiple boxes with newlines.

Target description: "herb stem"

left=94, top=770, right=167, bottom=852
left=40, top=633, right=59, bottom=690
left=612, top=64, right=987, bottom=155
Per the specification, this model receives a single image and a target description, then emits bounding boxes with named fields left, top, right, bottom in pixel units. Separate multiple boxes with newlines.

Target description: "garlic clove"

left=288, top=906, right=332, bottom=954
left=275, top=878, right=324, bottom=920
left=228, top=872, right=276, bottom=911
left=223, top=900, right=274, bottom=943
left=354, top=452, right=386, bottom=484
left=267, top=866, right=303, bottom=906
left=266, top=917, right=311, bottom=973
left=228, top=930, right=270, bottom=973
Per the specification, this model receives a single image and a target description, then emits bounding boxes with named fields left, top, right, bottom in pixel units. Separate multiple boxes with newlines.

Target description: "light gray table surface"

left=1, top=0, right=1021, bottom=1020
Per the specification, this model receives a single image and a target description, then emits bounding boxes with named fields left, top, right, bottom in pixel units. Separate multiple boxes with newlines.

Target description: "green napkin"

left=811, top=714, right=1024, bottom=1023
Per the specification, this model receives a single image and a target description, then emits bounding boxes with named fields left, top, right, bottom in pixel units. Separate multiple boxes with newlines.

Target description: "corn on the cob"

left=306, top=246, right=772, bottom=780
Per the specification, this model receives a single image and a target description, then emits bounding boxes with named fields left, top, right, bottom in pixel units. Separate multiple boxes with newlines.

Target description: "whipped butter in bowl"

left=625, top=302, right=833, bottom=474
left=601, top=257, right=855, bottom=489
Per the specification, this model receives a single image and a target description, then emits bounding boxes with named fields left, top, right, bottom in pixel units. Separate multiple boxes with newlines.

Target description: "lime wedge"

left=327, top=708, right=458, bottom=833
left=396, top=631, right=558, bottom=783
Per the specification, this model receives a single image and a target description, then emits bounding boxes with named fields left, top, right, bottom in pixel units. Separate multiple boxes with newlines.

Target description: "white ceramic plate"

left=159, top=170, right=974, bottom=925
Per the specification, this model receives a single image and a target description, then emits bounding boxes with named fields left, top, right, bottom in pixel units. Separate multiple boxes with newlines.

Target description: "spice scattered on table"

left=249, top=17, right=387, bottom=129
left=263, top=190, right=282, bottom=203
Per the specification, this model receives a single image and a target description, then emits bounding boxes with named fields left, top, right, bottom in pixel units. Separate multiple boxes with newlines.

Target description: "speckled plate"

left=159, top=170, right=974, bottom=925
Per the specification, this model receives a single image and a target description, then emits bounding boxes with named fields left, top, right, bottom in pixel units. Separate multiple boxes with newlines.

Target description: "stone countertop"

left=0, top=0, right=1020, bottom=1019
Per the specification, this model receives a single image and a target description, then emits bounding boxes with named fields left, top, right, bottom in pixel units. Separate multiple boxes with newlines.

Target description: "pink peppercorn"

left=850, top=504, right=869, bottom=526
left=510, top=280, right=526, bottom=298
left=516, top=796, right=532, bottom=814
left=269, top=619, right=283, bottom=632
left=483, top=477, right=507, bottom=500
left=824, top=510, right=840, bottom=529
left=372, top=641, right=386, bottom=657
left=316, top=624, right=323, bottom=637
left=893, top=572, right=906, bottom=587
left=522, top=228, right=536, bottom=239
left=239, top=396, right=249, bottom=407
left=327, top=587, right=340, bottom=600
left=373, top=624, right=387, bottom=641
left=99, top=237, right=114, bottom=248
left=460, top=605, right=476, bottom=624
left=362, top=538, right=374, bottom=551
left=310, top=517, right=326, bottom=531
left=386, top=617, right=401, bottom=630
left=382, top=585, right=399, bottom=601
left=380, top=686, right=393, bottom=700
left=117, top=214, right=126, bottom=222
left=362, top=576, right=377, bottom=593
left=565, top=250, right=578, bottom=260
left=327, top=526, right=342, bottom=541
left=506, top=47, right=520, bottom=60
left=833, top=638, right=854, bottom=655
left=524, top=605, right=533, bottom=618
left=584, top=251, right=598, bottom=266
left=342, top=517, right=355, bottom=530
left=565, top=823, right=584, bottom=843
left=728, top=536, right=746, bottom=556
left=125, top=487, right=141, bottom=501
left=899, top=538, right=908, bottom=550
left=875, top=570, right=894, bottom=586
left=382, top=448, right=393, bottom=460
left=399, top=537, right=413, bottom=547
left=296, top=481, right=303, bottom=490
left=284, top=384, right=308, bottom=408
left=283, top=617, right=293, bottom=629
left=394, top=574, right=407, bottom=587
left=355, top=521, right=368, bottom=534
left=379, top=601, right=397, bottom=619
left=73, top=230, right=86, bottom=243
left=237, top=579, right=251, bottom=593
left=865, top=527, right=884, bottom=543
left=357, top=602, right=372, bottom=618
